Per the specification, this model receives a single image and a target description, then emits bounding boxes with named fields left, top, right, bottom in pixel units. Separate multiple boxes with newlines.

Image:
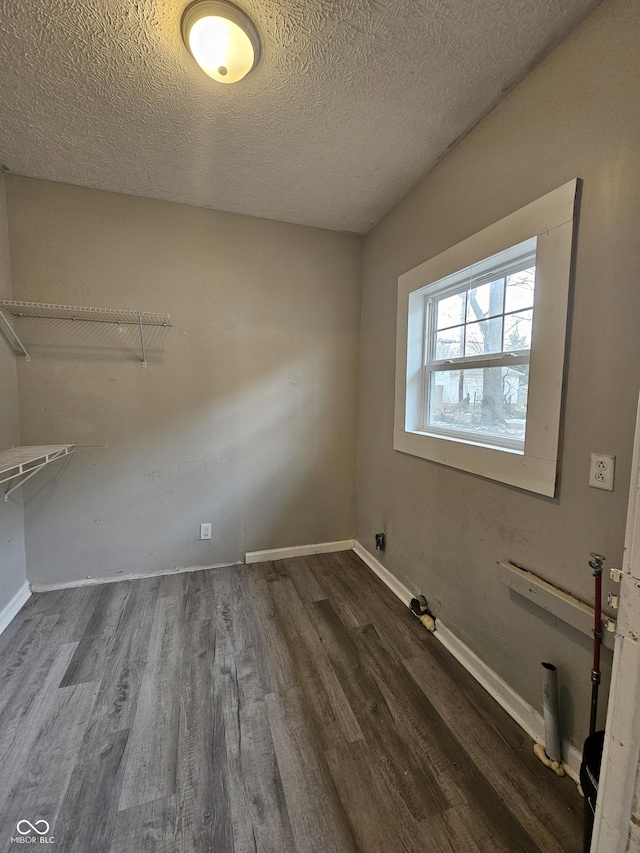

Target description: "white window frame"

left=394, top=179, right=579, bottom=497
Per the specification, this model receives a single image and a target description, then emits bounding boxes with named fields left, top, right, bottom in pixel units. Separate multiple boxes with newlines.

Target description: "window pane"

left=434, top=326, right=463, bottom=360
left=505, top=267, right=536, bottom=313
left=467, top=278, right=505, bottom=323
left=465, top=317, right=502, bottom=356
left=428, top=365, right=529, bottom=444
left=436, top=292, right=466, bottom=330
left=504, top=310, right=533, bottom=351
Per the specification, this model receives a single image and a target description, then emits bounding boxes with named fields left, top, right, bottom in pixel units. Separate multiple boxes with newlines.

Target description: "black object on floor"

left=581, top=729, right=605, bottom=852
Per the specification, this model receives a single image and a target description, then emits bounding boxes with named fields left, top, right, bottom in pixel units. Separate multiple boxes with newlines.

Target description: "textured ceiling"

left=0, top=0, right=601, bottom=233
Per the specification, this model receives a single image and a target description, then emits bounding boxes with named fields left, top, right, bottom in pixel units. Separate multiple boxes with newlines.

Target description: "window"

left=395, top=180, right=579, bottom=496
left=424, top=238, right=536, bottom=452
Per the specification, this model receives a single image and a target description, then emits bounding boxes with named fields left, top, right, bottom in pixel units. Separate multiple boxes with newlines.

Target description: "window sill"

left=393, top=428, right=557, bottom=495
left=410, top=427, right=524, bottom=455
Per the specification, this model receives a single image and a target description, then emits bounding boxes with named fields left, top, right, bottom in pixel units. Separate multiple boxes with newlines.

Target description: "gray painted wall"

left=356, top=0, right=639, bottom=747
left=5, top=177, right=362, bottom=584
left=0, top=173, right=27, bottom=609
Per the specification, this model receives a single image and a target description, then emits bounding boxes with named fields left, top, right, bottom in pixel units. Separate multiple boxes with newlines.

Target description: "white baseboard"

left=0, top=581, right=31, bottom=636
left=29, top=538, right=357, bottom=591
left=434, top=620, right=582, bottom=781
left=246, top=539, right=355, bottom=564
left=352, top=541, right=582, bottom=781
left=352, top=540, right=415, bottom=606
left=30, top=540, right=356, bottom=591
left=30, top=561, right=244, bottom=592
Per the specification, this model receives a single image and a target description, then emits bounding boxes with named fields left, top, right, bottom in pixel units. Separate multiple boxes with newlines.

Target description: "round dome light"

left=181, top=0, right=261, bottom=84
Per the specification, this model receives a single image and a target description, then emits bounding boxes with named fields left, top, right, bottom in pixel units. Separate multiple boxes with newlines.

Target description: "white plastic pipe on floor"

left=542, top=661, right=562, bottom=764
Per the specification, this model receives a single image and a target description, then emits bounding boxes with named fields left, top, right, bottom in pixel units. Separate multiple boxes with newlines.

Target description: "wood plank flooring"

left=0, top=551, right=583, bottom=852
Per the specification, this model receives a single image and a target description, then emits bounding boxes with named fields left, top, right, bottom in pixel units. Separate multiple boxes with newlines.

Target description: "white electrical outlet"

left=200, top=523, right=212, bottom=540
left=589, top=453, right=615, bottom=491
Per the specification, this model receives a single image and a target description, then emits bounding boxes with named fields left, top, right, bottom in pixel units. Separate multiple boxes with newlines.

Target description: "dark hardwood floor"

left=0, top=551, right=582, bottom=852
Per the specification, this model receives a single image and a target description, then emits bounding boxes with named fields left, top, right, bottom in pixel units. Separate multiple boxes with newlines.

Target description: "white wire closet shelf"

left=0, top=300, right=171, bottom=324
left=0, top=300, right=172, bottom=367
left=0, top=445, right=75, bottom=501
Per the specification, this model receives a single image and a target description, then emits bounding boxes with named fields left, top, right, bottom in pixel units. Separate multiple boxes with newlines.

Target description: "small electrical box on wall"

left=375, top=532, right=386, bottom=552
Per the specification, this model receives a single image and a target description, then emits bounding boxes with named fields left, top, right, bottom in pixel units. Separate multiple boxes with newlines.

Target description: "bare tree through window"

left=427, top=260, right=536, bottom=445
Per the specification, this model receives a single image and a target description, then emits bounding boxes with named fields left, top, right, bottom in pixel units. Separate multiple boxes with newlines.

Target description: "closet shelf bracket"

left=0, top=307, right=31, bottom=361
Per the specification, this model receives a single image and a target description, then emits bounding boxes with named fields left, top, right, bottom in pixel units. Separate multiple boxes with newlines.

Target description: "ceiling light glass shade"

left=181, top=0, right=261, bottom=84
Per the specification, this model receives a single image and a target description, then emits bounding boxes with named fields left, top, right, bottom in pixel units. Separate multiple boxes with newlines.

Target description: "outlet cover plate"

left=200, top=523, right=212, bottom=540
left=589, top=453, right=615, bottom=491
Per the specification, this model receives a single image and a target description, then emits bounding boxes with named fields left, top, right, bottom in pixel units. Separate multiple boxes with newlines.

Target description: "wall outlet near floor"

left=589, top=453, right=615, bottom=491
left=375, top=532, right=386, bottom=552
left=200, top=523, right=212, bottom=540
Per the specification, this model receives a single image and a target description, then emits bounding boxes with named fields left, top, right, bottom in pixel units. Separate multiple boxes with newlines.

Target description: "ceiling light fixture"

left=181, top=0, right=261, bottom=84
